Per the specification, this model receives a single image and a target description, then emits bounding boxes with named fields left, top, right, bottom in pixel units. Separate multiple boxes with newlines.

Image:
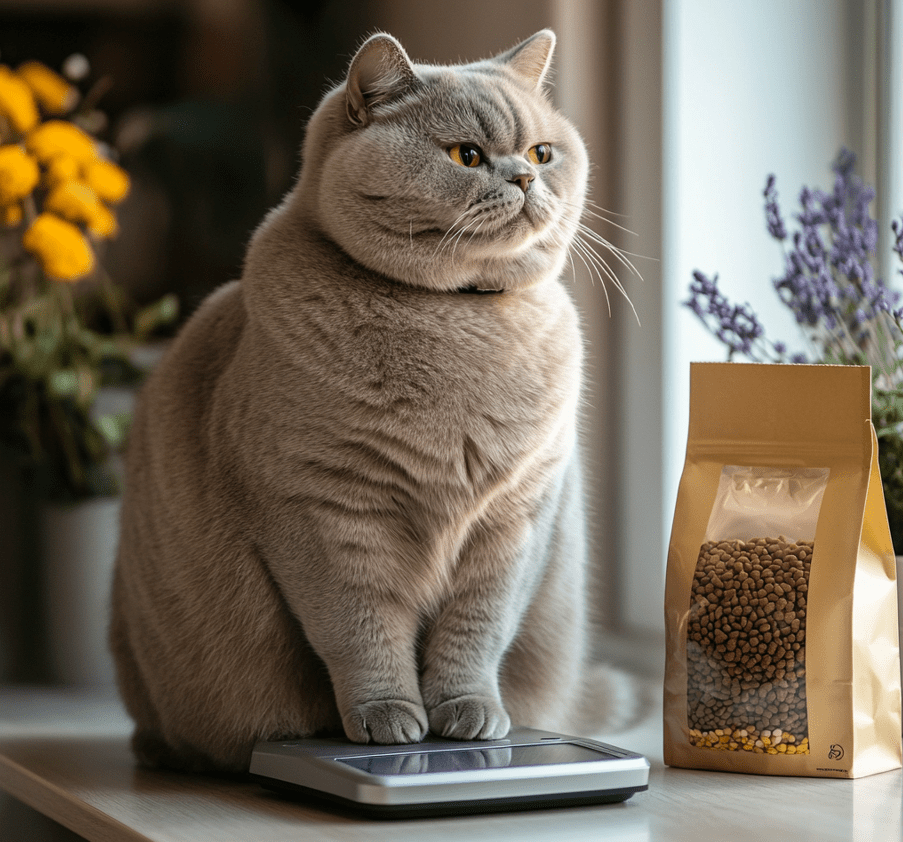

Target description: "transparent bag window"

left=687, top=466, right=829, bottom=755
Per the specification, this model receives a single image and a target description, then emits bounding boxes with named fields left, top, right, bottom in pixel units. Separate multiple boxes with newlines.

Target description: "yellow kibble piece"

left=0, top=66, right=39, bottom=134
left=16, top=61, right=77, bottom=114
left=83, top=158, right=130, bottom=204
left=26, top=119, right=97, bottom=167
left=0, top=144, right=39, bottom=203
left=777, top=744, right=787, bottom=753
left=22, top=212, right=94, bottom=281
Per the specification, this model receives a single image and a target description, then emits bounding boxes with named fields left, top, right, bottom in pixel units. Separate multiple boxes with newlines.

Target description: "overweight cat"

left=110, top=29, right=605, bottom=772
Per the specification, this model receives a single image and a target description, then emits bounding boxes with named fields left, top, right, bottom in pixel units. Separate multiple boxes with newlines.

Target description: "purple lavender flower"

left=764, top=175, right=787, bottom=241
left=893, top=218, right=903, bottom=263
left=686, top=148, right=903, bottom=373
left=685, top=271, right=779, bottom=362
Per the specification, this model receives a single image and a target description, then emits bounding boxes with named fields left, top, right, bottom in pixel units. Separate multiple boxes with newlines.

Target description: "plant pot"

left=41, top=496, right=120, bottom=687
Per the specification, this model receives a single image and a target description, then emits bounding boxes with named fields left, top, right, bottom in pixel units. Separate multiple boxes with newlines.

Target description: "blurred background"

left=0, top=0, right=901, bottom=690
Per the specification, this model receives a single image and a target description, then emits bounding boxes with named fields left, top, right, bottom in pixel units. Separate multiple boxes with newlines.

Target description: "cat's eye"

left=528, top=143, right=553, bottom=165
left=448, top=144, right=482, bottom=168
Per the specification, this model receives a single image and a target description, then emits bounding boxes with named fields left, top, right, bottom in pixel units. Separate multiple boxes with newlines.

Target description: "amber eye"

left=528, top=143, right=553, bottom=164
left=449, top=144, right=482, bottom=168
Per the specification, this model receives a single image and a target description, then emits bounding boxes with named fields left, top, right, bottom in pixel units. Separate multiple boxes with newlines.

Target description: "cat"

left=110, top=28, right=622, bottom=774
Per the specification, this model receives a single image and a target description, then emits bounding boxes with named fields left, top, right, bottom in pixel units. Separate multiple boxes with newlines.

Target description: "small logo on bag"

left=828, top=744, right=844, bottom=761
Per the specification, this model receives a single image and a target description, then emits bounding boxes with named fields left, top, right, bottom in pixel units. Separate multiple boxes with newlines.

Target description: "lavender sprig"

left=763, top=175, right=787, bottom=241
left=685, top=270, right=798, bottom=362
left=686, top=149, right=903, bottom=388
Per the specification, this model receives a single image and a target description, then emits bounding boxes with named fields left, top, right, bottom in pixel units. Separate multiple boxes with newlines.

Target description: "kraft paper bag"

left=664, top=363, right=902, bottom=778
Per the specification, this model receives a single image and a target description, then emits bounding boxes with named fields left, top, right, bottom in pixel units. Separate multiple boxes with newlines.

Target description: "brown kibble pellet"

left=687, top=537, right=810, bottom=752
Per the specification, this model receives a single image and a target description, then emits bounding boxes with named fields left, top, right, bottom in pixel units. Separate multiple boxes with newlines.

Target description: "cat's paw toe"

left=343, top=700, right=428, bottom=744
left=428, top=695, right=511, bottom=740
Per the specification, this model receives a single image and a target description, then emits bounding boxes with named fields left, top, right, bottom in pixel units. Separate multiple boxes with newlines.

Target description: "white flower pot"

left=41, top=497, right=120, bottom=687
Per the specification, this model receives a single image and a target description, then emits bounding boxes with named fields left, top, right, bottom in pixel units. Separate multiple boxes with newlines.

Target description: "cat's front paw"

left=343, top=700, right=428, bottom=744
left=428, top=695, right=511, bottom=740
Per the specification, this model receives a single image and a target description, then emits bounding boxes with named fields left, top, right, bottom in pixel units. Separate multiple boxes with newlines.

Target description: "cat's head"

left=295, top=30, right=588, bottom=293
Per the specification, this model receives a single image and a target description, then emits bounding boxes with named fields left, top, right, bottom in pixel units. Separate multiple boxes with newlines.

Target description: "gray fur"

left=110, top=30, right=602, bottom=773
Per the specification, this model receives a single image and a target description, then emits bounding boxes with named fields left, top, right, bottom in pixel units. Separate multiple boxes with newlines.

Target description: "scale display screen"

left=336, top=742, right=615, bottom=775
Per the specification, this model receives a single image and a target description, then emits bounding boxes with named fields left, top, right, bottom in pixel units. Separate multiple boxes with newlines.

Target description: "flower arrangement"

left=685, top=149, right=903, bottom=551
left=0, top=55, right=177, bottom=501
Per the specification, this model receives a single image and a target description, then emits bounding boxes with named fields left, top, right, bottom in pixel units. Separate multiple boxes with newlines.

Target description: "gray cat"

left=110, top=29, right=616, bottom=773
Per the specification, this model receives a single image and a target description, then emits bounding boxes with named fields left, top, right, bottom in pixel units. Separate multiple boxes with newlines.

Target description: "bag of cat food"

left=664, top=362, right=902, bottom=778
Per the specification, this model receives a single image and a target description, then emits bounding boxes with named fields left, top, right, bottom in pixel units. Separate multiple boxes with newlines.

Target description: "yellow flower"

left=1, top=203, right=22, bottom=227
left=83, top=159, right=130, bottom=204
left=26, top=119, right=97, bottom=167
left=22, top=213, right=95, bottom=281
left=16, top=61, right=77, bottom=114
left=43, top=154, right=81, bottom=187
left=0, top=144, right=40, bottom=203
left=0, top=66, right=39, bottom=135
left=44, top=180, right=118, bottom=238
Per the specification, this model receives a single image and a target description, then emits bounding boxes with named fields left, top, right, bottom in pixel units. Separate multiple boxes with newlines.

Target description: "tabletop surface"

left=1, top=684, right=901, bottom=842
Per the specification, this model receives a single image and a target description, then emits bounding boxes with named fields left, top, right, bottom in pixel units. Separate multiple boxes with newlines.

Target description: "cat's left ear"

left=494, top=29, right=556, bottom=90
left=346, top=33, right=417, bottom=126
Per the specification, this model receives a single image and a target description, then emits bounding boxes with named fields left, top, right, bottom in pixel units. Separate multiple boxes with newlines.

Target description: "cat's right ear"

left=345, top=34, right=417, bottom=127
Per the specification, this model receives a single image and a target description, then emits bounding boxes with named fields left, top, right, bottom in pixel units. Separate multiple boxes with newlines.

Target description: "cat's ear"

left=494, top=29, right=556, bottom=90
left=345, top=33, right=417, bottom=126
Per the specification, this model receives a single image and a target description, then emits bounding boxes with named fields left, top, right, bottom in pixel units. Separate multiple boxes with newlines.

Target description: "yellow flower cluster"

left=0, top=61, right=130, bottom=282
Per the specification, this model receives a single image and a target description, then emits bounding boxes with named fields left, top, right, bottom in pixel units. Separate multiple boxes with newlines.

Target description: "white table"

left=1, top=685, right=900, bottom=841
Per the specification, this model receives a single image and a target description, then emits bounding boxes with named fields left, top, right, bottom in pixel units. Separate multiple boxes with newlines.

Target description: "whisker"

left=433, top=207, right=474, bottom=257
left=573, top=234, right=641, bottom=326
left=575, top=222, right=645, bottom=281
left=571, top=237, right=611, bottom=316
left=583, top=198, right=632, bottom=222
left=566, top=249, right=578, bottom=285
left=465, top=217, right=487, bottom=247
left=450, top=215, right=483, bottom=259
left=563, top=198, right=639, bottom=238
left=580, top=207, right=638, bottom=237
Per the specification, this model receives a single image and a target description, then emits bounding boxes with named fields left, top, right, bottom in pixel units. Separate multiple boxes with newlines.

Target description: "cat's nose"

left=509, top=173, right=534, bottom=194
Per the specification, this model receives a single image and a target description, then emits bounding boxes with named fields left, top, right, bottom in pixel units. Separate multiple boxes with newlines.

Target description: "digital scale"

left=250, top=726, right=649, bottom=818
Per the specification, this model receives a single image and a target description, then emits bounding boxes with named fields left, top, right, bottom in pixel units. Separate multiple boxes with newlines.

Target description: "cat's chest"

left=344, top=285, right=579, bottom=420
left=235, top=281, right=582, bottom=493
left=329, top=284, right=582, bottom=477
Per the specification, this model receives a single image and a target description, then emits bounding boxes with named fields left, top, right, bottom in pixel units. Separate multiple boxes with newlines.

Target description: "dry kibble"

left=687, top=537, right=811, bottom=755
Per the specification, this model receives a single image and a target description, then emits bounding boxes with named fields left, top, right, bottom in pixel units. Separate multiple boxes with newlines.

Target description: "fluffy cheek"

left=318, top=130, right=473, bottom=237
